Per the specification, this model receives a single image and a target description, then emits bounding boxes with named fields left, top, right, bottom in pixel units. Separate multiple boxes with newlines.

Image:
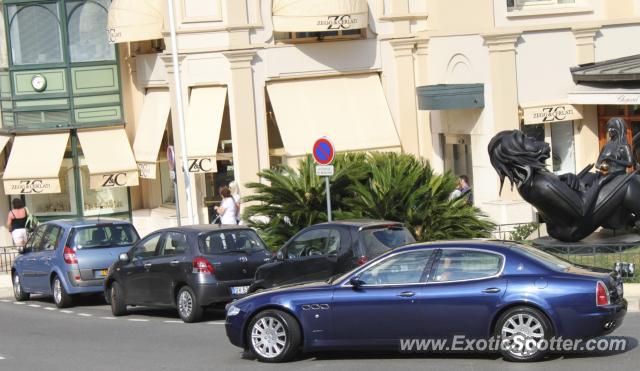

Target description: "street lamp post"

left=166, top=0, right=195, bottom=225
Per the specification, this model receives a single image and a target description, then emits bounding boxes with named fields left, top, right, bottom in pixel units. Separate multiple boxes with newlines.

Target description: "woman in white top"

left=229, top=181, right=241, bottom=224
left=215, top=186, right=238, bottom=225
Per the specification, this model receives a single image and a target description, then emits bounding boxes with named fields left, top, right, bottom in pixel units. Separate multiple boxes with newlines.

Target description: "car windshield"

left=510, top=243, right=573, bottom=271
left=359, top=226, right=415, bottom=256
left=199, top=230, right=267, bottom=254
left=69, top=224, right=139, bottom=249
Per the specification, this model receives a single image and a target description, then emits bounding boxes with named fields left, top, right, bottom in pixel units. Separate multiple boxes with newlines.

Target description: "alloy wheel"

left=251, top=316, right=287, bottom=359
left=53, top=278, right=62, bottom=305
left=501, top=313, right=545, bottom=358
left=178, top=290, right=193, bottom=318
left=13, top=274, right=21, bottom=297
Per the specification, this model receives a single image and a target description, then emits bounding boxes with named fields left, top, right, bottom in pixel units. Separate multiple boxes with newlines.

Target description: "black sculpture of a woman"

left=596, top=117, right=633, bottom=175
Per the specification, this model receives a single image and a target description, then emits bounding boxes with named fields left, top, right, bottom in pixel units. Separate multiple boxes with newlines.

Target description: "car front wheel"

left=496, top=306, right=553, bottom=362
left=247, top=309, right=301, bottom=363
left=52, top=276, right=72, bottom=308
left=13, top=273, right=30, bottom=301
left=177, top=286, right=204, bottom=323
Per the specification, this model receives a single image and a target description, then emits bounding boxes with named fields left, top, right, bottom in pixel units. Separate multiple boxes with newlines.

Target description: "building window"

left=159, top=159, right=176, bottom=205
left=8, top=3, right=64, bottom=65
left=508, top=0, right=575, bottom=9
left=550, top=121, right=576, bottom=175
left=24, top=159, right=78, bottom=216
left=66, top=0, right=115, bottom=62
left=79, top=159, right=128, bottom=216
left=274, top=29, right=365, bottom=43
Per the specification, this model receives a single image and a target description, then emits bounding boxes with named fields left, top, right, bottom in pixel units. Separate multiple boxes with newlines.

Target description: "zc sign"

left=188, top=158, right=217, bottom=173
left=101, top=173, right=129, bottom=187
left=318, top=15, right=358, bottom=30
left=12, top=180, right=51, bottom=194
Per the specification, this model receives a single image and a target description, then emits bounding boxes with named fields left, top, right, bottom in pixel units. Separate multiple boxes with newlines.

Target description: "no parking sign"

left=312, top=137, right=335, bottom=221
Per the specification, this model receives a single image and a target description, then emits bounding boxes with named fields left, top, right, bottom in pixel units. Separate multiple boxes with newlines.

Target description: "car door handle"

left=170, top=260, right=180, bottom=266
left=397, top=291, right=416, bottom=298
left=143, top=263, right=152, bottom=269
left=482, top=287, right=501, bottom=294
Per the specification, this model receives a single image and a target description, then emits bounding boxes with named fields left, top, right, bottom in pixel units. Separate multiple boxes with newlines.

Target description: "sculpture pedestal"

left=532, top=229, right=640, bottom=254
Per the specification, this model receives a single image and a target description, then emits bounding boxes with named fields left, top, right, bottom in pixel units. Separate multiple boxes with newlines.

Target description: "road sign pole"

left=325, top=176, right=332, bottom=222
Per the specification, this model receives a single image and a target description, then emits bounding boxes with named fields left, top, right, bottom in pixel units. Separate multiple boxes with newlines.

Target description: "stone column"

left=481, top=32, right=534, bottom=224
left=389, top=38, right=420, bottom=156
left=414, top=38, right=435, bottom=164
left=224, top=50, right=261, bottom=199
left=572, top=26, right=600, bottom=172
left=572, top=26, right=599, bottom=65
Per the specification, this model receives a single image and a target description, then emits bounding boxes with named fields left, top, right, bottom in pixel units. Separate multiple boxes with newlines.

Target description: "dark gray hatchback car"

left=104, top=225, right=272, bottom=322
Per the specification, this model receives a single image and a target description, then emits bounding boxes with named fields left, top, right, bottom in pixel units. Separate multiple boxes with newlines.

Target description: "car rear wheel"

left=177, top=286, right=203, bottom=323
left=110, top=282, right=127, bottom=316
left=496, top=306, right=552, bottom=362
left=247, top=309, right=301, bottom=363
left=12, top=273, right=30, bottom=301
left=52, top=276, right=72, bottom=308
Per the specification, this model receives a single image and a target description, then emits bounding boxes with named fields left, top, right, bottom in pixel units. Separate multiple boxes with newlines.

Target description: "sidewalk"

left=0, top=271, right=638, bottom=312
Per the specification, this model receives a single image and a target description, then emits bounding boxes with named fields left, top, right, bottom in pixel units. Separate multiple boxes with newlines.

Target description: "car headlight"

left=227, top=305, right=241, bottom=317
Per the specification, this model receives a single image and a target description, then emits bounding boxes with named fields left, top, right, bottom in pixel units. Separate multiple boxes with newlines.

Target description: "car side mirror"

left=327, top=251, right=338, bottom=259
left=17, top=246, right=26, bottom=254
left=349, top=276, right=365, bottom=289
left=276, top=250, right=284, bottom=261
left=119, top=253, right=130, bottom=263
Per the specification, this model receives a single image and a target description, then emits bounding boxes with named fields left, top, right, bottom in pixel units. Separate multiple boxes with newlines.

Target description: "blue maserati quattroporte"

left=225, top=240, right=627, bottom=362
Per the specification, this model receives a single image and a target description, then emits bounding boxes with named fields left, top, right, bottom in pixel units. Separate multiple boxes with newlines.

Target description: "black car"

left=248, top=220, right=415, bottom=292
left=104, top=225, right=272, bottom=322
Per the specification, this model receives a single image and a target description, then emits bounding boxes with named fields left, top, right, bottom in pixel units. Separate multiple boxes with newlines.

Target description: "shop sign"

left=274, top=13, right=368, bottom=33
left=3, top=179, right=60, bottom=195
left=91, top=171, right=138, bottom=189
left=188, top=157, right=217, bottom=174
left=523, top=104, right=583, bottom=125
left=138, top=162, right=157, bottom=179
left=617, top=95, right=640, bottom=104
left=317, top=15, right=360, bottom=30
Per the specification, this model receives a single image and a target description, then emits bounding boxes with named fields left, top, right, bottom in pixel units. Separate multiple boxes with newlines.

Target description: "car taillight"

left=193, top=257, right=215, bottom=275
left=356, top=256, right=368, bottom=266
left=596, top=281, right=610, bottom=306
left=63, top=246, right=78, bottom=264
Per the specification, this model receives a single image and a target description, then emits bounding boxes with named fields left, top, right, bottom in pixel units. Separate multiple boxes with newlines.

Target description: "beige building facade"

left=4, top=1, right=637, bottom=242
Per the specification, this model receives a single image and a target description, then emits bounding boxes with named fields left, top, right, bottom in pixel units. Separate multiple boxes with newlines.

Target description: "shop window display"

left=551, top=121, right=576, bottom=175
left=79, top=159, right=128, bottom=216
left=25, top=159, right=77, bottom=216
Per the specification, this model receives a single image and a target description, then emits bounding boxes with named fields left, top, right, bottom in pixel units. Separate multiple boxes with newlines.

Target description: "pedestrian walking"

left=229, top=181, right=242, bottom=224
left=215, top=186, right=238, bottom=225
left=6, top=198, right=29, bottom=247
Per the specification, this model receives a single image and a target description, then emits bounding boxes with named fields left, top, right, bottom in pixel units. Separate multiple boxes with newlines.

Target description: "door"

left=148, top=231, right=190, bottom=305
left=280, top=228, right=342, bottom=285
left=422, top=248, right=507, bottom=339
left=331, top=249, right=435, bottom=347
left=120, top=233, right=162, bottom=304
left=19, top=225, right=47, bottom=291
left=442, top=134, right=473, bottom=184
left=33, top=225, right=63, bottom=292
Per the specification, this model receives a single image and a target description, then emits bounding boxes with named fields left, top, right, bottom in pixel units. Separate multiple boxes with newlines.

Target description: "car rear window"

left=359, top=226, right=415, bottom=256
left=68, top=224, right=139, bottom=249
left=510, top=243, right=573, bottom=271
left=199, top=230, right=267, bottom=254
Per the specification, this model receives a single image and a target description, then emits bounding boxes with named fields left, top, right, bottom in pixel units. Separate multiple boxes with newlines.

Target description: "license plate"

left=231, top=286, right=249, bottom=295
left=100, top=269, right=108, bottom=277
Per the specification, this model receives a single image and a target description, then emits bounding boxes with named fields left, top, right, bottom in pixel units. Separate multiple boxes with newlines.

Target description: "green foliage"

left=508, top=222, right=540, bottom=241
left=244, top=152, right=495, bottom=249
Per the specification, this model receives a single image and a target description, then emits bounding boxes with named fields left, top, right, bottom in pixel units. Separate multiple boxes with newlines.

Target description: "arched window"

left=8, top=4, right=64, bottom=65
left=67, top=0, right=115, bottom=62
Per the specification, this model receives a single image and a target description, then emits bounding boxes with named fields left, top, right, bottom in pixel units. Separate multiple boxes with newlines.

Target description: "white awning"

left=133, top=89, right=171, bottom=179
left=77, top=128, right=139, bottom=189
left=521, top=103, right=583, bottom=125
left=568, top=84, right=640, bottom=105
left=107, top=0, right=164, bottom=43
left=272, top=0, right=368, bottom=32
left=266, top=74, right=401, bottom=157
left=3, top=133, right=69, bottom=195
left=186, top=87, right=227, bottom=174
